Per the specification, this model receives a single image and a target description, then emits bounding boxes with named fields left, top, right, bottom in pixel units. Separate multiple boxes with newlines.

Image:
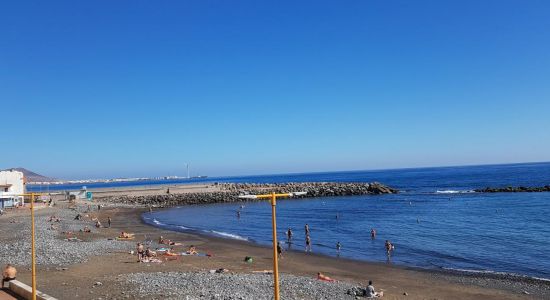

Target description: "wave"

left=210, top=230, right=248, bottom=241
left=435, top=190, right=475, bottom=194
left=152, top=218, right=165, bottom=225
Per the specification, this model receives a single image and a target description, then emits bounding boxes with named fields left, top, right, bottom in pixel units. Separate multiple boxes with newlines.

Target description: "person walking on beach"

left=107, top=217, right=112, bottom=228
left=277, top=242, right=283, bottom=258
left=305, top=235, right=312, bottom=252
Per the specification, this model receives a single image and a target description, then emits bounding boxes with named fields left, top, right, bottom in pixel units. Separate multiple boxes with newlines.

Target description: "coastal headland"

left=1, top=183, right=548, bottom=299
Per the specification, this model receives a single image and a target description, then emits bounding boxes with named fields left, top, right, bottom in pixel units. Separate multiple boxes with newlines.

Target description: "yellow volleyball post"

left=30, top=193, right=37, bottom=300
left=238, top=191, right=306, bottom=300
left=270, top=192, right=280, bottom=300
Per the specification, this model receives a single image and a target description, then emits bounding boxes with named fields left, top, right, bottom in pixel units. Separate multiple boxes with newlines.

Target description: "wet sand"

left=2, top=202, right=545, bottom=300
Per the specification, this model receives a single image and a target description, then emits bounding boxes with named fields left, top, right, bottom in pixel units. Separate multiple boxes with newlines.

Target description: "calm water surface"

left=141, top=163, right=550, bottom=279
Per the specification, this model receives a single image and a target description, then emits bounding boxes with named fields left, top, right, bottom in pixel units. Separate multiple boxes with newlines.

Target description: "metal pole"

left=31, top=193, right=37, bottom=300
left=271, top=192, right=280, bottom=300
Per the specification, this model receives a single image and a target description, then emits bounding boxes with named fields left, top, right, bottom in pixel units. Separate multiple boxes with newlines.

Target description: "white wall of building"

left=0, top=170, right=26, bottom=207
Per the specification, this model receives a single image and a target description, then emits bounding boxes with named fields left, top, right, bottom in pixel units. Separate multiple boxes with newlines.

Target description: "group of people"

left=136, top=237, right=201, bottom=262
left=284, top=224, right=312, bottom=252
left=136, top=243, right=157, bottom=262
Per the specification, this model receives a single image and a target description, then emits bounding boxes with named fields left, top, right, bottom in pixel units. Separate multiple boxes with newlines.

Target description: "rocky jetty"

left=102, top=182, right=398, bottom=207
left=475, top=185, right=550, bottom=193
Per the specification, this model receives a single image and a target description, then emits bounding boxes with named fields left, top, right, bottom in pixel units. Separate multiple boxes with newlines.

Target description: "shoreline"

left=1, top=201, right=548, bottom=299
left=141, top=205, right=550, bottom=285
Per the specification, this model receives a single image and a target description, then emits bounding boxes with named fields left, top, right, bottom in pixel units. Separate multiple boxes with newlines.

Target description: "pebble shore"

left=0, top=206, right=132, bottom=267
left=122, top=271, right=360, bottom=300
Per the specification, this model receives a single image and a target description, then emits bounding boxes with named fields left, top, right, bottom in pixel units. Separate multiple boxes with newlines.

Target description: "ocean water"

left=140, top=162, right=550, bottom=279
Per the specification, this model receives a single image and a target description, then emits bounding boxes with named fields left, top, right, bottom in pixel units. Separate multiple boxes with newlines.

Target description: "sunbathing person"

left=95, top=220, right=102, bottom=228
left=187, top=245, right=198, bottom=255
left=159, top=236, right=180, bottom=245
left=145, top=247, right=157, bottom=257
left=164, top=248, right=179, bottom=256
left=82, top=226, right=91, bottom=233
left=317, top=272, right=336, bottom=282
left=119, top=232, right=134, bottom=238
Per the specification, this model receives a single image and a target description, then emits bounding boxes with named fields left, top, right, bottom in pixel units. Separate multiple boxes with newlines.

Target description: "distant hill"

left=1, top=168, right=56, bottom=183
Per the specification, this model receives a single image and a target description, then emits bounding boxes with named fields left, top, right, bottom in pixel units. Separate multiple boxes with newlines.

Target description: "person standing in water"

left=371, top=228, right=377, bottom=239
left=305, top=235, right=312, bottom=252
left=336, top=241, right=341, bottom=255
left=385, top=240, right=394, bottom=255
left=305, top=224, right=310, bottom=236
left=287, top=228, right=293, bottom=242
left=237, top=210, right=241, bottom=219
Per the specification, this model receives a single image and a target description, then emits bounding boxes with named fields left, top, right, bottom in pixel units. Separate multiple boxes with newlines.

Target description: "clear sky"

left=1, top=1, right=549, bottom=179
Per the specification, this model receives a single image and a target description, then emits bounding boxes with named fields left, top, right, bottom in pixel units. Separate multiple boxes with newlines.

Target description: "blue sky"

left=1, top=1, right=549, bottom=179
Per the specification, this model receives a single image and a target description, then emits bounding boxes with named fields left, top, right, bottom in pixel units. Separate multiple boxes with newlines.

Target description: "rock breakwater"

left=102, top=182, right=397, bottom=207
left=475, top=185, right=550, bottom=193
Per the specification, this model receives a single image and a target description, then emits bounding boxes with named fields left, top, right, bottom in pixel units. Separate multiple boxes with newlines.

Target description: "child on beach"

left=2, top=264, right=17, bottom=287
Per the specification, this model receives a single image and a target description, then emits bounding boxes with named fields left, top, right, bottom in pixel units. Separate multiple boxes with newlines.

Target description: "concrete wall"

left=8, top=280, right=58, bottom=300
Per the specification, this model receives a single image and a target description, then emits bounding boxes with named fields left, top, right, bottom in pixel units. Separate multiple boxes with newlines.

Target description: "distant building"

left=0, top=170, right=25, bottom=209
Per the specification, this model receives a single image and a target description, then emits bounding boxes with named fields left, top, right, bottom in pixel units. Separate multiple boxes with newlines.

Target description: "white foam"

left=152, top=218, right=165, bottom=225
left=436, top=190, right=475, bottom=194
left=211, top=230, right=248, bottom=241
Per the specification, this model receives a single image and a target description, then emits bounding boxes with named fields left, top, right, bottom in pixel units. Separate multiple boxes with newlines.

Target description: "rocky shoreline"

left=475, top=185, right=550, bottom=193
left=100, top=182, right=398, bottom=207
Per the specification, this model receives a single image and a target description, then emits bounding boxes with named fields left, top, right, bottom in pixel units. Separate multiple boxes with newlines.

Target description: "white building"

left=0, top=170, right=26, bottom=209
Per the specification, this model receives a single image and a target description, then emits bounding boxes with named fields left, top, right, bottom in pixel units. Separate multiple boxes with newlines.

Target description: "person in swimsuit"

left=371, top=228, right=376, bottom=239
left=107, top=217, right=112, bottom=228
left=336, top=241, right=341, bottom=255
left=187, top=245, right=198, bottom=255
left=277, top=242, right=283, bottom=258
left=137, top=243, right=145, bottom=262
left=317, top=272, right=335, bottom=282
left=287, top=228, right=293, bottom=242
left=305, top=235, right=312, bottom=252
left=305, top=224, right=310, bottom=236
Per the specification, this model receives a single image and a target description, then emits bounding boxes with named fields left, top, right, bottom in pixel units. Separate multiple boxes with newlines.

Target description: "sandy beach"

left=1, top=190, right=548, bottom=299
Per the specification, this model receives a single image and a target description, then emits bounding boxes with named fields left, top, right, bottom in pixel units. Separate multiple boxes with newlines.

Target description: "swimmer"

left=371, top=228, right=376, bottom=239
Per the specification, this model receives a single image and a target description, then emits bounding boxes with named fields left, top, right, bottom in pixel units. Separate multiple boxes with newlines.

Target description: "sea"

left=29, top=162, right=550, bottom=279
